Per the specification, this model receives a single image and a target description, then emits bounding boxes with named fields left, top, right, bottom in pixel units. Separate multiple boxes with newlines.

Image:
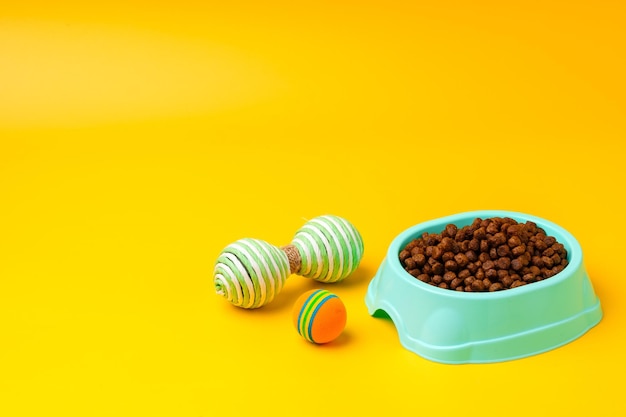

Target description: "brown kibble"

left=492, top=232, right=507, bottom=246
left=496, top=257, right=511, bottom=270
left=474, top=227, right=487, bottom=240
left=512, top=244, right=526, bottom=257
left=552, top=243, right=565, bottom=254
left=482, top=260, right=495, bottom=270
left=444, top=260, right=458, bottom=272
left=425, top=234, right=439, bottom=246
left=544, top=267, right=559, bottom=278
left=544, top=236, right=556, bottom=246
left=483, top=221, right=494, bottom=234
left=542, top=256, right=554, bottom=269
left=507, top=224, right=521, bottom=236
left=413, top=253, right=427, bottom=266
left=443, top=271, right=456, bottom=283
left=451, top=241, right=461, bottom=254
left=511, top=257, right=524, bottom=271
left=486, top=222, right=499, bottom=235
left=502, top=275, right=514, bottom=288
left=510, top=280, right=525, bottom=288
left=440, top=237, right=455, bottom=252
left=485, top=269, right=498, bottom=280
left=454, top=253, right=469, bottom=267
left=520, top=254, right=530, bottom=266
left=523, top=273, right=536, bottom=283
left=451, top=277, right=463, bottom=289
left=444, top=223, right=458, bottom=238
left=508, top=235, right=522, bottom=248
left=497, top=244, right=511, bottom=257
left=399, top=217, right=567, bottom=292
left=472, top=279, right=485, bottom=292
left=456, top=228, right=470, bottom=242
left=442, top=251, right=455, bottom=262
left=535, top=239, right=547, bottom=252
left=476, top=269, right=485, bottom=280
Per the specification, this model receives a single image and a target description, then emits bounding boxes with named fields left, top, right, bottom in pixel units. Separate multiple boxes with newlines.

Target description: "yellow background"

left=1, top=1, right=625, bottom=416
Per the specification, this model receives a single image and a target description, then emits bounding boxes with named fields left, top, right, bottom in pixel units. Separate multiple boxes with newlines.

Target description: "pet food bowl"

left=365, top=210, right=603, bottom=364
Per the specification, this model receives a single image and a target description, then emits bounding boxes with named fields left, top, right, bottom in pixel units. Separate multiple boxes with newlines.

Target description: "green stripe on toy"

left=292, top=289, right=347, bottom=344
left=292, top=215, right=364, bottom=283
left=214, top=238, right=289, bottom=309
left=214, top=215, right=364, bottom=309
left=298, top=289, right=330, bottom=340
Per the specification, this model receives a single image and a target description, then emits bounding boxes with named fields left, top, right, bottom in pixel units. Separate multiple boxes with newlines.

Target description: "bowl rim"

left=388, top=210, right=583, bottom=300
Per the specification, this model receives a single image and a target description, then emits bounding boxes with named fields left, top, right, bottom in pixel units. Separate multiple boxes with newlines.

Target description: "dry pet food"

left=399, top=217, right=569, bottom=292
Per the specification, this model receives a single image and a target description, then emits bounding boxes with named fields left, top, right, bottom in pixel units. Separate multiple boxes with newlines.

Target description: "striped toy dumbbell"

left=213, top=215, right=364, bottom=309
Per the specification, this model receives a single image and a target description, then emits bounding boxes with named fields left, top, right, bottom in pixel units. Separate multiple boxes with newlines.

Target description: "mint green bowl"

left=365, top=210, right=603, bottom=364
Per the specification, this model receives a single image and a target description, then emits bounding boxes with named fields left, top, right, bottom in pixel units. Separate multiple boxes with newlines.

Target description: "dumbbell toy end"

left=290, top=215, right=364, bottom=283
left=214, top=238, right=291, bottom=309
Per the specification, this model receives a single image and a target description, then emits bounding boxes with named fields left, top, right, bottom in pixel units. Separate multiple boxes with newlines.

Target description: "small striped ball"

left=291, top=215, right=364, bottom=283
left=214, top=238, right=290, bottom=309
left=292, top=289, right=347, bottom=344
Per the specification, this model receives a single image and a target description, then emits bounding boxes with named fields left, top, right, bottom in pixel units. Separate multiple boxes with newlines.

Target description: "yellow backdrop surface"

left=1, top=1, right=625, bottom=416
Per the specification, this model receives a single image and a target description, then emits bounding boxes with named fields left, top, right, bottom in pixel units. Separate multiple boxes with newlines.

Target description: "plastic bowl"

left=365, top=210, right=603, bottom=364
